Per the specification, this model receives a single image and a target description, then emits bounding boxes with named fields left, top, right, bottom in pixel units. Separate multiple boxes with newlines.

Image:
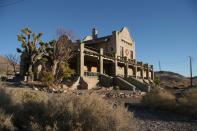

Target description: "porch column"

left=79, top=42, right=84, bottom=77
left=141, top=62, right=144, bottom=80
left=125, top=57, right=128, bottom=77
left=77, top=52, right=80, bottom=75
left=135, top=61, right=137, bottom=78
left=147, top=65, right=150, bottom=80
left=114, top=53, right=118, bottom=76
left=151, top=65, right=154, bottom=80
left=99, top=48, right=103, bottom=74
left=141, top=68, right=144, bottom=80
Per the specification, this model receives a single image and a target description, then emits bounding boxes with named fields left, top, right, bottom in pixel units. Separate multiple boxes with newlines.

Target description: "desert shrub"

left=0, top=109, right=14, bottom=131
left=154, top=76, right=160, bottom=87
left=113, top=86, right=120, bottom=90
left=0, top=88, right=12, bottom=109
left=143, top=88, right=197, bottom=118
left=40, top=63, right=74, bottom=86
left=46, top=94, right=133, bottom=131
left=177, top=90, right=197, bottom=118
left=0, top=87, right=134, bottom=131
left=40, top=71, right=55, bottom=86
left=142, top=88, right=176, bottom=111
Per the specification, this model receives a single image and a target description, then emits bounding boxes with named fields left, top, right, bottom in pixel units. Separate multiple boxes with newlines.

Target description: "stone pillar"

left=125, top=57, right=128, bottom=77
left=114, top=53, right=118, bottom=76
left=147, top=65, right=150, bottom=80
left=77, top=52, right=80, bottom=75
left=79, top=42, right=84, bottom=77
left=141, top=68, right=144, bottom=80
left=99, top=48, right=103, bottom=74
left=135, top=61, right=137, bottom=78
left=152, top=68, right=154, bottom=80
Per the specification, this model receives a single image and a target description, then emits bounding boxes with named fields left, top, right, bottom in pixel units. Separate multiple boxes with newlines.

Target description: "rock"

left=33, top=87, right=39, bottom=91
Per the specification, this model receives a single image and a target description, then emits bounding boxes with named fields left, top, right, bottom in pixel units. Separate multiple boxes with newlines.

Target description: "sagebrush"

left=142, top=88, right=197, bottom=118
left=0, top=87, right=134, bottom=131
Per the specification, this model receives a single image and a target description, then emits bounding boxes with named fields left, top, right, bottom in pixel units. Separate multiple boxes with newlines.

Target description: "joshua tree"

left=17, top=27, right=44, bottom=82
left=5, top=54, right=19, bottom=75
left=40, top=29, right=77, bottom=85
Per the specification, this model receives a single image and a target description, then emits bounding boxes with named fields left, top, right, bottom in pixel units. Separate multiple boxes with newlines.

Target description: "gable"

left=83, top=35, right=93, bottom=41
left=119, top=27, right=133, bottom=43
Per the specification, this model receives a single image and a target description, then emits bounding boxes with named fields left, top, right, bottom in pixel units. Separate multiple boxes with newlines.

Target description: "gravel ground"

left=128, top=104, right=197, bottom=131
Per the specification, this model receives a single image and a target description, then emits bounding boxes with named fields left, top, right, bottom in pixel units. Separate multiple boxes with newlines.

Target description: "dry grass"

left=177, top=90, right=197, bottom=117
left=0, top=109, right=14, bottom=131
left=142, top=88, right=176, bottom=111
left=142, top=88, right=197, bottom=118
left=0, top=87, right=134, bottom=131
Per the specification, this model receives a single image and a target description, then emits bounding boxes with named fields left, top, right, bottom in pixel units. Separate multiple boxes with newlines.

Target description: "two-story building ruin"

left=70, top=27, right=154, bottom=91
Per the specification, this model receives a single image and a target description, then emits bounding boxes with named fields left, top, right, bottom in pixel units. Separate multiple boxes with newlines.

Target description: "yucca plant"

left=17, top=27, right=44, bottom=82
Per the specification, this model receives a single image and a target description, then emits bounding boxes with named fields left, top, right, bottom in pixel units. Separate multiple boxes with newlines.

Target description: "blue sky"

left=0, top=0, right=197, bottom=76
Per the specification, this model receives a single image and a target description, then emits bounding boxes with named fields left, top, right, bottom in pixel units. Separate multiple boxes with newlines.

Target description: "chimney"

left=92, top=28, right=98, bottom=39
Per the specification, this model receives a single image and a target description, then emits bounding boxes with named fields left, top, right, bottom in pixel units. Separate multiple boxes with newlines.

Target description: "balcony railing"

left=103, top=51, right=115, bottom=59
left=84, top=46, right=99, bottom=52
left=117, top=56, right=126, bottom=62
left=128, top=59, right=136, bottom=64
left=84, top=71, right=99, bottom=77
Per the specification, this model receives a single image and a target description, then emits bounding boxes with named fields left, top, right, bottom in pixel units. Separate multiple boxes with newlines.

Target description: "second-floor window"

left=130, top=50, right=133, bottom=59
left=120, top=46, right=124, bottom=57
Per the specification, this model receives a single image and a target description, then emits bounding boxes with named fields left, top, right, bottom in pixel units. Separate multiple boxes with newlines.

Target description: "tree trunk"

left=52, top=61, right=58, bottom=76
left=13, top=64, right=16, bottom=76
left=27, top=64, right=34, bottom=82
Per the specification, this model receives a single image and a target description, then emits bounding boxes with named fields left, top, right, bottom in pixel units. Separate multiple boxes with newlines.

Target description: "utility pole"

left=189, top=56, right=193, bottom=87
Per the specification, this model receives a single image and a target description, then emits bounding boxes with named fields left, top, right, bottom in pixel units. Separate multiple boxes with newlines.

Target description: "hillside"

left=0, top=55, right=10, bottom=75
left=193, top=76, right=197, bottom=86
left=0, top=55, right=19, bottom=75
left=155, top=71, right=190, bottom=89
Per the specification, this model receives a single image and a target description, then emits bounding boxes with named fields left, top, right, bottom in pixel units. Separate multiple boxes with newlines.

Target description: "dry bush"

left=0, top=88, right=12, bottom=110
left=177, top=90, right=197, bottom=118
left=0, top=109, right=14, bottom=131
left=0, top=87, right=14, bottom=131
left=0, top=87, right=134, bottom=131
left=46, top=94, right=133, bottom=131
left=143, top=88, right=197, bottom=118
left=142, top=88, right=176, bottom=111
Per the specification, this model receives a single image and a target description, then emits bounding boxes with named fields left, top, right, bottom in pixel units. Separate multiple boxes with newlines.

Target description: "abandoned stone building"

left=70, top=27, right=154, bottom=91
left=20, top=27, right=154, bottom=92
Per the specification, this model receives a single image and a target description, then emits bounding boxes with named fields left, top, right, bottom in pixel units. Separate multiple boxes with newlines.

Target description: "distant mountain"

left=0, top=55, right=10, bottom=63
left=155, top=71, right=190, bottom=89
left=0, top=55, right=20, bottom=75
left=0, top=55, right=10, bottom=75
left=193, top=76, right=197, bottom=86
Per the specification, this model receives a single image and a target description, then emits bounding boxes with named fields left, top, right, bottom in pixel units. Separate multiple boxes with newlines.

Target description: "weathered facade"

left=73, top=27, right=154, bottom=83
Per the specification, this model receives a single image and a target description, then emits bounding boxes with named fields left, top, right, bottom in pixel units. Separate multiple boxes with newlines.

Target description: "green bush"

left=40, top=71, right=55, bottom=86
